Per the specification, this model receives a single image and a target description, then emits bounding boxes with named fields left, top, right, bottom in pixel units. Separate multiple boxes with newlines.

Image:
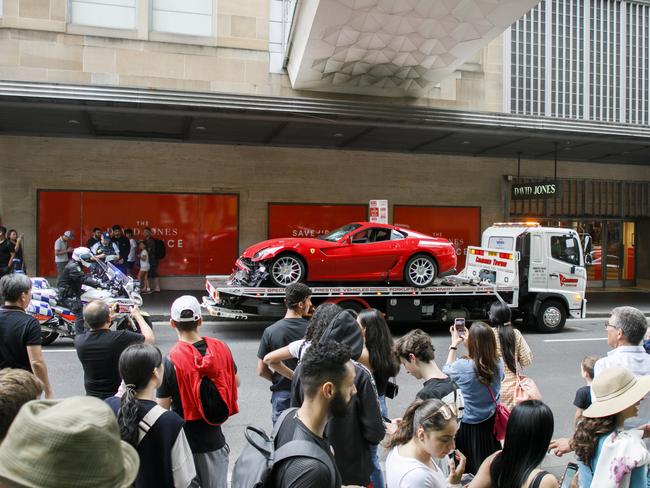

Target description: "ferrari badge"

left=310, top=248, right=315, bottom=254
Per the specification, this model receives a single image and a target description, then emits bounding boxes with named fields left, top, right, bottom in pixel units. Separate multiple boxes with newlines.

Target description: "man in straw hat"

left=572, top=367, right=650, bottom=488
left=0, top=396, right=139, bottom=487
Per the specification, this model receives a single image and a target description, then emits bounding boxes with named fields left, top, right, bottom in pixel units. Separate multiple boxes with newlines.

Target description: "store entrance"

left=541, top=219, right=636, bottom=288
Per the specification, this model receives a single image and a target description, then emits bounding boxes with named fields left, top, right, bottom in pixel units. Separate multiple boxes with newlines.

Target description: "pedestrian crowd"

left=0, top=276, right=649, bottom=488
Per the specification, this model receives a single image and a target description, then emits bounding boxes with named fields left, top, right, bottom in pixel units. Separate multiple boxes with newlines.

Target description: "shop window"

left=550, top=235, right=581, bottom=265
left=151, top=0, right=213, bottom=37
left=70, top=0, right=136, bottom=30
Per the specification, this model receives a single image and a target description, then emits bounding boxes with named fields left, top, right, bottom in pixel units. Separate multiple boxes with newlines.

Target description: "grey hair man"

left=596, top=306, right=650, bottom=378
left=0, top=274, right=53, bottom=398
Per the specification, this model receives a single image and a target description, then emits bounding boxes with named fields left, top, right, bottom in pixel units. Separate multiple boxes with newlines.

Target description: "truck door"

left=546, top=233, right=586, bottom=294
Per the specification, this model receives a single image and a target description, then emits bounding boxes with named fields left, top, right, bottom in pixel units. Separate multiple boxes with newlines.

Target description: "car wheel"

left=535, top=299, right=566, bottom=333
left=405, top=254, right=437, bottom=287
left=336, top=300, right=366, bottom=315
left=269, top=255, right=306, bottom=287
left=41, top=331, right=59, bottom=346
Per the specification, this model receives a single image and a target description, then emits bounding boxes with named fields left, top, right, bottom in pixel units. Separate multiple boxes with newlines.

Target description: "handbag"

left=514, top=373, right=542, bottom=404
left=488, top=386, right=510, bottom=442
left=385, top=379, right=399, bottom=399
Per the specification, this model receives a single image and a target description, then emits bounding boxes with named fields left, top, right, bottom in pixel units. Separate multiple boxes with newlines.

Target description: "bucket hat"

left=582, top=367, right=650, bottom=418
left=0, top=396, right=139, bottom=488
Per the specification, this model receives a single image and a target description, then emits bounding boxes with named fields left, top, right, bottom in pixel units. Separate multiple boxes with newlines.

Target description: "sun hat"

left=0, top=396, right=139, bottom=488
left=582, top=367, right=650, bottom=418
left=171, top=295, right=202, bottom=322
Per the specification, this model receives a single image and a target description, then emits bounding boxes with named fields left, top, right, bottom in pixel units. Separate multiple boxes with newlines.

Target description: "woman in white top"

left=138, top=241, right=151, bottom=294
left=385, top=398, right=466, bottom=488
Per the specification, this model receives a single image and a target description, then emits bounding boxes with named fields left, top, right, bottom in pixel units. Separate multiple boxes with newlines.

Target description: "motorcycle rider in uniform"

left=57, top=247, right=101, bottom=336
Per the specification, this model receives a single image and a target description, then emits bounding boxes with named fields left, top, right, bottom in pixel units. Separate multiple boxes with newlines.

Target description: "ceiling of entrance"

left=287, top=0, right=541, bottom=96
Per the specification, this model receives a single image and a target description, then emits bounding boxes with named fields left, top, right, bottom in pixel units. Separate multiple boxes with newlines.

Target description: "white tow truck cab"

left=203, top=222, right=587, bottom=333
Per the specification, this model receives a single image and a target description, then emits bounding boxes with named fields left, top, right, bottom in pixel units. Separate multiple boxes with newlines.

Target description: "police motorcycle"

left=28, top=252, right=150, bottom=346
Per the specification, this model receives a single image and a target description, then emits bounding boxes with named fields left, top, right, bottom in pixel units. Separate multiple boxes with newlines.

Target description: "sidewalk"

left=141, top=289, right=650, bottom=321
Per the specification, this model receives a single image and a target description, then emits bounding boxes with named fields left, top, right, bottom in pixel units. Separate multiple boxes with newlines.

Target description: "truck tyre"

left=269, top=254, right=306, bottom=287
left=336, top=300, right=366, bottom=315
left=535, top=299, right=566, bottom=333
left=404, top=254, right=437, bottom=288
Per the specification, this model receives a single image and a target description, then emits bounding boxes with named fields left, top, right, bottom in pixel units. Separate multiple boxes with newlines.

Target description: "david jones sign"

left=511, top=181, right=563, bottom=200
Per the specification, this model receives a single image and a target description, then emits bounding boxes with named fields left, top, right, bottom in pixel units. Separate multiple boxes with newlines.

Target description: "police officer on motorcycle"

left=57, top=247, right=101, bottom=335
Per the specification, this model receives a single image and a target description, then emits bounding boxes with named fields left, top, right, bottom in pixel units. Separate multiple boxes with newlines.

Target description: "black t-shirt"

left=573, top=385, right=592, bottom=410
left=257, top=317, right=309, bottom=392
left=272, top=412, right=341, bottom=488
left=113, top=236, right=131, bottom=261
left=105, top=398, right=185, bottom=488
left=74, top=329, right=144, bottom=399
left=87, top=237, right=100, bottom=249
left=156, top=340, right=237, bottom=454
left=0, top=306, right=42, bottom=370
left=0, top=239, right=15, bottom=267
left=417, top=376, right=458, bottom=402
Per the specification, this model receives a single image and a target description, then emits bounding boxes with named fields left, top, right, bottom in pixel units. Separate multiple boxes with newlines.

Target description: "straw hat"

left=0, top=396, right=139, bottom=488
left=582, top=367, right=650, bottom=418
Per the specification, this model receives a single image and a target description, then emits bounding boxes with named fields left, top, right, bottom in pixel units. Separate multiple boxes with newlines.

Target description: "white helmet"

left=72, top=247, right=93, bottom=267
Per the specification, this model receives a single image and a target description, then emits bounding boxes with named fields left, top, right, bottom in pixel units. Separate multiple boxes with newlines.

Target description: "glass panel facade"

left=70, top=0, right=137, bottom=30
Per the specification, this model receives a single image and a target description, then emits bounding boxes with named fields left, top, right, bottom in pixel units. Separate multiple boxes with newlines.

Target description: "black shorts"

left=149, top=261, right=159, bottom=279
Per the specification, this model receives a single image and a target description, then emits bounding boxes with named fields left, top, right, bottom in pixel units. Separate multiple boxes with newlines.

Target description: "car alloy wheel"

left=271, top=256, right=304, bottom=286
left=407, top=256, right=436, bottom=287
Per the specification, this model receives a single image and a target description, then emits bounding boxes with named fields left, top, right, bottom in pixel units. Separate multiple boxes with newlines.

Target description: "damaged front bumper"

left=228, top=258, right=269, bottom=287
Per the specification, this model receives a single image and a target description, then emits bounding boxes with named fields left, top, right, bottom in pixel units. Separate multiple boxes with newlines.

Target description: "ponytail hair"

left=384, top=398, right=457, bottom=449
left=489, top=302, right=517, bottom=374
left=117, top=343, right=163, bottom=446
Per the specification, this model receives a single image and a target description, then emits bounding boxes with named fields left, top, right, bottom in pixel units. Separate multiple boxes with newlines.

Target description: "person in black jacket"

left=57, top=247, right=101, bottom=335
left=291, top=310, right=386, bottom=486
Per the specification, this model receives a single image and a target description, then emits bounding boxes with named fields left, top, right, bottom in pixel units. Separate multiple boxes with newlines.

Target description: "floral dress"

left=491, top=326, right=533, bottom=410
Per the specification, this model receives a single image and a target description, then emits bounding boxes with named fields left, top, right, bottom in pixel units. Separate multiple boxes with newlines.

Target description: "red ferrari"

left=231, top=222, right=457, bottom=288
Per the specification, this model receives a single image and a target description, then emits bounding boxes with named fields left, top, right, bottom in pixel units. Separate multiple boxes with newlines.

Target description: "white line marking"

left=43, top=349, right=76, bottom=353
left=544, top=338, right=607, bottom=343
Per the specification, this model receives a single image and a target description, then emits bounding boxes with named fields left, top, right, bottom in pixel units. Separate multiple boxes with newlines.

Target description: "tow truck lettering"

left=559, top=274, right=579, bottom=286
left=493, top=260, right=507, bottom=267
left=475, top=257, right=492, bottom=265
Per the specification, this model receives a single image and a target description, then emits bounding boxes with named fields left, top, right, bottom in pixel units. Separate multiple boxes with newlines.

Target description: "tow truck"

left=202, top=223, right=588, bottom=332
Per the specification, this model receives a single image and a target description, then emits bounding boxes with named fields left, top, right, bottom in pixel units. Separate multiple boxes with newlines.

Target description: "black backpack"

left=154, top=238, right=166, bottom=260
left=231, top=408, right=337, bottom=488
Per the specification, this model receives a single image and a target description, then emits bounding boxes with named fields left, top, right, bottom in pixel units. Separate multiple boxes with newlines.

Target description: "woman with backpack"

left=443, top=322, right=504, bottom=475
left=385, top=398, right=466, bottom=488
left=106, top=343, right=195, bottom=488
left=469, top=400, right=559, bottom=488
left=489, top=302, right=534, bottom=409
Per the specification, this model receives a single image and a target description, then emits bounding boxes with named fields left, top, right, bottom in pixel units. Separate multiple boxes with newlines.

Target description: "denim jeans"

left=271, top=389, right=292, bottom=425
left=370, top=395, right=389, bottom=488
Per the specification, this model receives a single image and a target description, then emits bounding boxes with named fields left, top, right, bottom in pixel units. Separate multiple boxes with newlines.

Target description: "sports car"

left=231, top=222, right=457, bottom=288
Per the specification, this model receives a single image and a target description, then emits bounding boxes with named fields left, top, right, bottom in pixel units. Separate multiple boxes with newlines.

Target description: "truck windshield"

left=319, top=223, right=362, bottom=242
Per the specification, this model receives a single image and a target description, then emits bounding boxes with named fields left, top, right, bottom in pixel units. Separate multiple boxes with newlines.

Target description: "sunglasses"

left=423, top=403, right=458, bottom=422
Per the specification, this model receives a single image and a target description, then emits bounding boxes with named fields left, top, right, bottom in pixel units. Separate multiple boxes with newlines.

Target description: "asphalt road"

left=42, top=317, right=612, bottom=477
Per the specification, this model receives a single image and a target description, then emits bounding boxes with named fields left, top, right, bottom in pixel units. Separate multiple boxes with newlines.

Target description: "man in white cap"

left=54, top=230, right=74, bottom=279
left=157, top=295, right=239, bottom=488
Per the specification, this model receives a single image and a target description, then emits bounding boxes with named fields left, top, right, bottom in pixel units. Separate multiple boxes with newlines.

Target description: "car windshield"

left=319, top=223, right=362, bottom=242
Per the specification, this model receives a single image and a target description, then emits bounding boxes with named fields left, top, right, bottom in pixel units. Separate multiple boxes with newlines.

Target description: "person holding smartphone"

left=443, top=322, right=504, bottom=474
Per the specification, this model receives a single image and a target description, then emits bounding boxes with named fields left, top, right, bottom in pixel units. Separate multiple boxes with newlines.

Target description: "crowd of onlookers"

left=0, top=276, right=649, bottom=488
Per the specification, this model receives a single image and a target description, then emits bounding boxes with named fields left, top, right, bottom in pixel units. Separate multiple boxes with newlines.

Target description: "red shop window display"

left=37, top=191, right=238, bottom=277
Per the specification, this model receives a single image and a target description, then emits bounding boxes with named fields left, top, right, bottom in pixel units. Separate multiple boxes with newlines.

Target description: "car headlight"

left=253, top=246, right=283, bottom=260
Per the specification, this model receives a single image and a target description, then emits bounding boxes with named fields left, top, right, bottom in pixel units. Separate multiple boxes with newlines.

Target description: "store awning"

left=285, top=0, right=541, bottom=97
left=0, top=81, right=648, bottom=165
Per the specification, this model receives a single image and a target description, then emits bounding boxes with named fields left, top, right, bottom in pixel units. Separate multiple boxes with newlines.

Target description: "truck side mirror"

left=585, top=253, right=593, bottom=266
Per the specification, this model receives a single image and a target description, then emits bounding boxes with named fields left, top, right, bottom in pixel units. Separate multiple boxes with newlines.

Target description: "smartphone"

left=454, top=318, right=467, bottom=337
left=560, top=462, right=578, bottom=488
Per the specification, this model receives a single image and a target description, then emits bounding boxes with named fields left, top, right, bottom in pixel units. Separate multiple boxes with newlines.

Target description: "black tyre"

left=41, top=331, right=59, bottom=346
left=269, top=254, right=306, bottom=287
left=404, top=254, right=437, bottom=288
left=336, top=300, right=366, bottom=315
left=535, top=299, right=566, bottom=333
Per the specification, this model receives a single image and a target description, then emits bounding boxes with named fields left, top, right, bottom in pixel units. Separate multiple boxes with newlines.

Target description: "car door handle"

left=549, top=273, right=559, bottom=278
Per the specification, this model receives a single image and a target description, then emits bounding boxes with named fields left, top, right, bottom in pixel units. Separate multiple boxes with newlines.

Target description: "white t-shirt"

left=54, top=236, right=68, bottom=263
left=127, top=238, right=137, bottom=262
left=139, top=249, right=150, bottom=271
left=287, top=338, right=310, bottom=360
left=385, top=446, right=447, bottom=488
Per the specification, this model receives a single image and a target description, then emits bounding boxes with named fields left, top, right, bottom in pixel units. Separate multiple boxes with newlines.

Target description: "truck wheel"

left=404, top=254, right=437, bottom=288
left=535, top=299, right=566, bottom=333
left=336, top=300, right=366, bottom=315
left=41, top=331, right=59, bottom=346
left=269, top=255, right=306, bottom=287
